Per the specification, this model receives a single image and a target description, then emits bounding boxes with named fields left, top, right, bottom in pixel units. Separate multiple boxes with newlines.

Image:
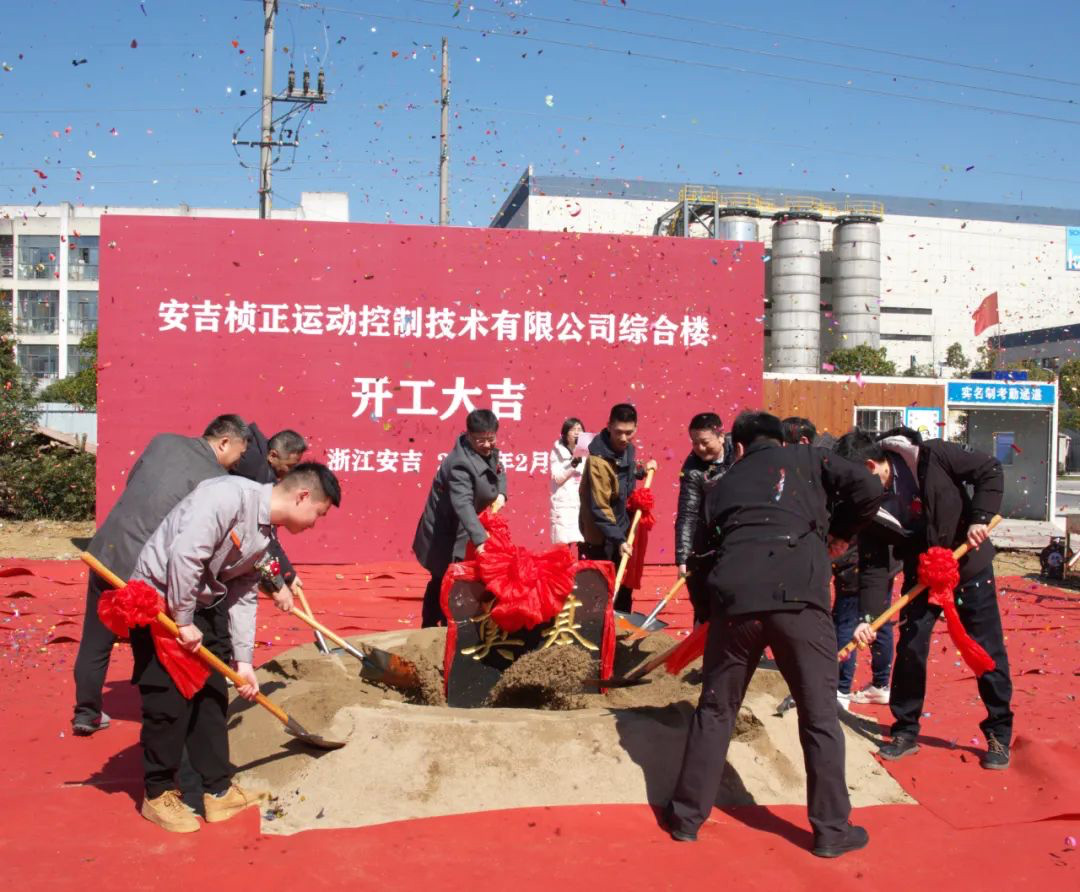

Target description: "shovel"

left=618, top=575, right=686, bottom=642
left=293, top=584, right=331, bottom=655
left=288, top=605, right=423, bottom=693
left=80, top=553, right=346, bottom=751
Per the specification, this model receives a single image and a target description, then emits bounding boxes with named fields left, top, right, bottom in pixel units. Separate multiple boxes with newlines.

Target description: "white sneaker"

left=836, top=691, right=852, bottom=712
left=850, top=684, right=890, bottom=705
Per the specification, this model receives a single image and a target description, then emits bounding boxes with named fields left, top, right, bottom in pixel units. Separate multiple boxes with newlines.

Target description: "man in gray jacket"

left=412, top=409, right=507, bottom=627
left=130, top=462, right=340, bottom=833
left=72, top=414, right=250, bottom=735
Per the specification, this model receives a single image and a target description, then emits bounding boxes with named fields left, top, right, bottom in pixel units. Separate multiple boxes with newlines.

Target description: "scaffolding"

left=653, top=186, right=884, bottom=237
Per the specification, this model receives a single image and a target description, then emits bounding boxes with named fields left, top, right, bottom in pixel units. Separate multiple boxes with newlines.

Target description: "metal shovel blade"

left=283, top=716, right=347, bottom=750
left=358, top=646, right=422, bottom=692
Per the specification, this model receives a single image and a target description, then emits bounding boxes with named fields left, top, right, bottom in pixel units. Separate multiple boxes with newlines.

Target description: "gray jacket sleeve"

left=226, top=577, right=260, bottom=664
left=449, top=462, right=489, bottom=547
left=165, top=488, right=242, bottom=626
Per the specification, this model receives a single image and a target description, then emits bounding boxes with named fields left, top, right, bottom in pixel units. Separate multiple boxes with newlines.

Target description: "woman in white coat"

left=549, top=417, right=585, bottom=546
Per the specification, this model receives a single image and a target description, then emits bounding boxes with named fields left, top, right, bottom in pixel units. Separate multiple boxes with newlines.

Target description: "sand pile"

left=231, top=627, right=911, bottom=835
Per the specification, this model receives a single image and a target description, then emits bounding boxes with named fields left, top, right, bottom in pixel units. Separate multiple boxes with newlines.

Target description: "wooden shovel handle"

left=80, top=551, right=290, bottom=726
left=289, top=604, right=354, bottom=654
left=836, top=514, right=1003, bottom=661
left=613, top=465, right=656, bottom=593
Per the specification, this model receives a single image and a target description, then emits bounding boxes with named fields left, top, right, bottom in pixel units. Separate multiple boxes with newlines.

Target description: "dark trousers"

left=72, top=573, right=117, bottom=724
left=421, top=560, right=451, bottom=628
left=833, top=590, right=894, bottom=692
left=667, top=605, right=851, bottom=844
left=130, top=601, right=232, bottom=798
left=890, top=564, right=1012, bottom=743
left=579, top=541, right=633, bottom=613
left=685, top=557, right=714, bottom=626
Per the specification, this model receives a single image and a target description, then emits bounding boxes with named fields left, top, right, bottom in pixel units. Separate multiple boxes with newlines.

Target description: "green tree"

left=1058, top=358, right=1080, bottom=409
left=972, top=342, right=1000, bottom=372
left=1003, top=359, right=1054, bottom=383
left=825, top=345, right=897, bottom=376
left=902, top=362, right=937, bottom=378
left=944, top=342, right=969, bottom=374
left=39, top=330, right=97, bottom=410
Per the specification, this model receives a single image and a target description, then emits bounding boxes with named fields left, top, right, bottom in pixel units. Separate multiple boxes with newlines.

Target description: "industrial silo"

left=769, top=216, right=821, bottom=373
left=715, top=209, right=759, bottom=243
left=832, top=217, right=882, bottom=348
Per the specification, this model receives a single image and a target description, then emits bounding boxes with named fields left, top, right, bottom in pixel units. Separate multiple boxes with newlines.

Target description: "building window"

left=68, top=290, right=98, bottom=336
left=993, top=431, right=1016, bottom=466
left=68, top=236, right=99, bottom=281
left=855, top=406, right=904, bottom=434
left=17, top=235, right=60, bottom=279
left=67, top=344, right=92, bottom=375
left=16, top=290, right=59, bottom=334
left=16, top=344, right=59, bottom=380
left=0, top=235, right=13, bottom=277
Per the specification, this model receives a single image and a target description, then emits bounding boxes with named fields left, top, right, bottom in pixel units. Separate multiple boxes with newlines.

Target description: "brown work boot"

left=141, top=790, right=200, bottom=833
left=203, top=783, right=265, bottom=823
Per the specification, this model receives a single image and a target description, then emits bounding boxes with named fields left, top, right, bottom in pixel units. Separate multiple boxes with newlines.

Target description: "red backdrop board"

left=98, top=217, right=763, bottom=563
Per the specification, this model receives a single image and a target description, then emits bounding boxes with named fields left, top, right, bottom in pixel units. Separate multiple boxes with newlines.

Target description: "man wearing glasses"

left=412, top=409, right=507, bottom=626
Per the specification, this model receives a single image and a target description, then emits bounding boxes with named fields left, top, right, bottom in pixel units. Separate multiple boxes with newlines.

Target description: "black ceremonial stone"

left=444, top=567, right=611, bottom=708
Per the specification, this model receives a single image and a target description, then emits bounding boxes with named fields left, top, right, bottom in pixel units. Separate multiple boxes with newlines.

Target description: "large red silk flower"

left=917, top=546, right=996, bottom=677
left=97, top=579, right=211, bottom=698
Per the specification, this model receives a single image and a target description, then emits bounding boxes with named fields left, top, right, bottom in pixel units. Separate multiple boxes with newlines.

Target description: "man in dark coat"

left=579, top=403, right=647, bottom=613
left=71, top=414, right=250, bottom=735
left=231, top=426, right=307, bottom=588
left=675, top=412, right=731, bottom=625
left=413, top=409, right=507, bottom=627
left=664, top=411, right=883, bottom=857
left=836, top=427, right=1010, bottom=769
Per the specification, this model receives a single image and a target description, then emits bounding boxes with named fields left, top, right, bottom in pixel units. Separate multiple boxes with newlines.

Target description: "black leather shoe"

left=659, top=806, right=698, bottom=842
left=877, top=733, right=919, bottom=761
left=812, top=824, right=869, bottom=858
left=980, top=734, right=1010, bottom=770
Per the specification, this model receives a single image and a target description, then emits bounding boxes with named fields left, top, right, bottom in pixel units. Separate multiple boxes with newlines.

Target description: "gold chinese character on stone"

left=540, top=595, right=598, bottom=651
left=461, top=605, right=525, bottom=661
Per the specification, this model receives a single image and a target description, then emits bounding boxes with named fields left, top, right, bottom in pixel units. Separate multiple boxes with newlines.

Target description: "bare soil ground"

left=0, top=520, right=96, bottom=560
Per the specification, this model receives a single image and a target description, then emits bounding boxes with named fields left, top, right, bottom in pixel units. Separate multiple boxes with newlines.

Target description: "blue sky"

left=2, top=0, right=1079, bottom=224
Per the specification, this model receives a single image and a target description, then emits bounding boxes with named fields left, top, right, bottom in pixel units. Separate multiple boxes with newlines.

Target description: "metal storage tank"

left=769, top=217, right=821, bottom=373
left=715, top=211, right=759, bottom=243
left=832, top=218, right=881, bottom=348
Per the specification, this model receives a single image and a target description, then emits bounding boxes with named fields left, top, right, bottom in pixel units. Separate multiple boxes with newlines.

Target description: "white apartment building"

left=1, top=192, right=348, bottom=382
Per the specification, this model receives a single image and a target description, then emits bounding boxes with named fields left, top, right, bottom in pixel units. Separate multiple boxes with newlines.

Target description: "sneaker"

left=72, top=712, right=111, bottom=736
left=850, top=685, right=890, bottom=705
left=812, top=824, right=869, bottom=858
left=877, top=733, right=920, bottom=761
left=141, top=790, right=200, bottom=833
left=836, top=691, right=852, bottom=712
left=203, top=783, right=266, bottom=823
left=980, top=734, right=1010, bottom=771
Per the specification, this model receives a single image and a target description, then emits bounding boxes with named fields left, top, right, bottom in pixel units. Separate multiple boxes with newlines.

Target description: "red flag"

left=972, top=291, right=999, bottom=336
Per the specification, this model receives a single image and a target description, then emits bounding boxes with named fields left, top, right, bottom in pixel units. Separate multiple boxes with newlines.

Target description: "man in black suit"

left=231, top=426, right=307, bottom=589
left=412, top=409, right=507, bottom=627
left=71, top=414, right=250, bottom=735
left=835, top=427, right=1009, bottom=770
left=663, top=411, right=883, bottom=857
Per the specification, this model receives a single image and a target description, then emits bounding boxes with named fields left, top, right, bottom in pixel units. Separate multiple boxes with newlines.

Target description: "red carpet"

left=1, top=559, right=1077, bottom=888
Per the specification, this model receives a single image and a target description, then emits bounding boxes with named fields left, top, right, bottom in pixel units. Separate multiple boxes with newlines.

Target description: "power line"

left=413, top=0, right=1077, bottom=107
left=570, top=0, right=1080, bottom=90
left=278, top=2, right=1080, bottom=127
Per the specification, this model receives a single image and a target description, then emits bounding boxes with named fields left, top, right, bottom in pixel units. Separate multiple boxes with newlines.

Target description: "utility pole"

left=234, top=0, right=326, bottom=218
left=258, top=0, right=276, bottom=219
left=438, top=37, right=450, bottom=226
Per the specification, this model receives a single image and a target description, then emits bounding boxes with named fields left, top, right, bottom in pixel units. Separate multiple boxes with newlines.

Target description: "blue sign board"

left=947, top=380, right=1056, bottom=406
left=1069, top=226, right=1080, bottom=271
